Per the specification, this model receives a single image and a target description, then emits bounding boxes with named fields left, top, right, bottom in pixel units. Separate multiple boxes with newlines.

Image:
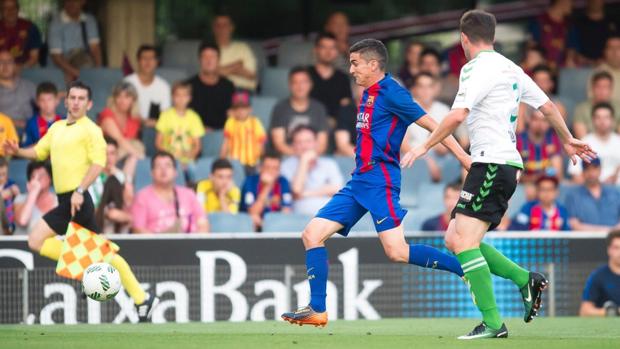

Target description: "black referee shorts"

left=43, top=191, right=99, bottom=235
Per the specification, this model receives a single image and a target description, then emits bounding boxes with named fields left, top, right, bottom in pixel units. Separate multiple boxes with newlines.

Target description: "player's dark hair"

left=290, top=124, right=317, bottom=140
left=136, top=44, right=159, bottom=61
left=349, top=38, right=388, bottom=71
left=288, top=66, right=310, bottom=80
left=591, top=102, right=615, bottom=118
left=151, top=151, right=177, bottom=169
left=591, top=71, right=613, bottom=86
left=0, top=157, right=8, bottom=168
left=66, top=81, right=92, bottom=100
left=531, top=64, right=552, bottom=77
left=104, top=136, right=118, bottom=148
left=419, top=48, right=441, bottom=64
left=261, top=150, right=281, bottom=163
left=211, top=158, right=233, bottom=174
left=535, top=175, right=559, bottom=188
left=36, top=81, right=58, bottom=97
left=606, top=229, right=620, bottom=247
left=26, top=161, right=52, bottom=181
left=460, top=9, right=496, bottom=44
left=198, top=41, right=220, bottom=57
left=315, top=31, right=337, bottom=46
left=445, top=180, right=462, bottom=193
left=411, top=72, right=436, bottom=87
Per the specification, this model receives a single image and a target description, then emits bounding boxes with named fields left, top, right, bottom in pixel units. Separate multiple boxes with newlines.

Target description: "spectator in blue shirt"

left=580, top=230, right=620, bottom=317
left=421, top=181, right=461, bottom=232
left=565, top=158, right=620, bottom=231
left=240, top=152, right=292, bottom=230
left=510, top=175, right=570, bottom=231
left=22, top=82, right=62, bottom=147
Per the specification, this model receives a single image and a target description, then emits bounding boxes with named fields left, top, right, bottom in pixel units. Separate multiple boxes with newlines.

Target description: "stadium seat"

left=558, top=68, right=593, bottom=107
left=245, top=40, right=268, bottom=75
left=259, top=67, right=289, bottom=100
left=208, top=212, right=254, bottom=233
left=332, top=155, right=355, bottom=181
left=79, top=68, right=124, bottom=117
left=436, top=156, right=462, bottom=184
left=276, top=40, right=314, bottom=68
left=21, top=68, right=65, bottom=90
left=262, top=212, right=311, bottom=232
left=156, top=67, right=189, bottom=85
left=350, top=213, right=375, bottom=232
left=201, top=130, right=224, bottom=158
left=555, top=95, right=576, bottom=125
left=250, top=95, right=278, bottom=128
left=402, top=207, right=443, bottom=232
left=507, top=184, right=526, bottom=218
left=417, top=182, right=445, bottom=210
left=161, top=40, right=201, bottom=72
left=400, top=159, right=432, bottom=208
left=141, top=127, right=157, bottom=157
left=8, top=159, right=29, bottom=192
left=134, top=157, right=186, bottom=191
left=193, top=157, right=246, bottom=187
left=558, top=183, right=576, bottom=206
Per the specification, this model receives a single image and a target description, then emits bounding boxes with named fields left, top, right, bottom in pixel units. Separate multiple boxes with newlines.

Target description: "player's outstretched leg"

left=479, top=242, right=548, bottom=322
left=281, top=218, right=341, bottom=327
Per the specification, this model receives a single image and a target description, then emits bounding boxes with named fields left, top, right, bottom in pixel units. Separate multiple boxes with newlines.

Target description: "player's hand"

left=563, top=138, right=597, bottom=165
left=70, top=191, right=84, bottom=217
left=3, top=140, right=19, bottom=156
left=400, top=145, right=428, bottom=168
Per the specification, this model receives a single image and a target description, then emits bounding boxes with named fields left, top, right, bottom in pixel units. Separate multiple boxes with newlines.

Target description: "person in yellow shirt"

left=3, top=81, right=159, bottom=322
left=0, top=112, right=18, bottom=157
left=156, top=81, right=205, bottom=184
left=220, top=91, right=265, bottom=173
left=196, top=158, right=240, bottom=214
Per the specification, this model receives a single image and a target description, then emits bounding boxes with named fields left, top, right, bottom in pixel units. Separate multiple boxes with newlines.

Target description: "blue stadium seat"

left=245, top=40, right=268, bottom=75
left=558, top=183, right=576, bottom=206
left=134, top=157, right=186, bottom=191
left=141, top=127, right=157, bottom=157
left=201, top=130, right=224, bottom=158
left=402, top=207, right=443, bottom=232
left=79, top=68, right=124, bottom=117
left=417, top=182, right=445, bottom=210
left=332, top=155, right=355, bottom=181
left=262, top=212, right=311, bottom=232
left=351, top=213, right=375, bottom=232
left=276, top=40, right=313, bottom=68
left=156, top=67, right=189, bottom=85
left=259, top=67, right=289, bottom=100
left=208, top=212, right=254, bottom=233
left=250, top=95, right=278, bottom=128
left=436, top=155, right=462, bottom=184
left=193, top=157, right=246, bottom=187
left=21, top=68, right=65, bottom=90
left=8, top=159, right=29, bottom=192
left=558, top=68, right=593, bottom=106
left=400, top=159, right=432, bottom=208
left=161, top=40, right=201, bottom=72
left=507, top=184, right=526, bottom=218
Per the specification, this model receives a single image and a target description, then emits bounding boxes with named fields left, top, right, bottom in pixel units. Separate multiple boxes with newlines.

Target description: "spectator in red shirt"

left=0, top=0, right=42, bottom=67
left=510, top=175, right=571, bottom=231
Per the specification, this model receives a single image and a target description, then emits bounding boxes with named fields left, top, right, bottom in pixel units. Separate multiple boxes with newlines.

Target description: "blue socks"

left=409, top=244, right=464, bottom=277
left=306, top=247, right=328, bottom=312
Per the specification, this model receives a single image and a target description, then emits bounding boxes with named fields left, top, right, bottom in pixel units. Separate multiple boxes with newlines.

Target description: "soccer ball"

left=82, top=262, right=121, bottom=301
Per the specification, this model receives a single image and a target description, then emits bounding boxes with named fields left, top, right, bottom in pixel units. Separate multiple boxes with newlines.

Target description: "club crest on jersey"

left=460, top=191, right=474, bottom=202
left=366, top=96, right=375, bottom=107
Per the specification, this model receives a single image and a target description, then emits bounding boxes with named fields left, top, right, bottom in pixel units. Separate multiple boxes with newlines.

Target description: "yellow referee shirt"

left=34, top=116, right=106, bottom=194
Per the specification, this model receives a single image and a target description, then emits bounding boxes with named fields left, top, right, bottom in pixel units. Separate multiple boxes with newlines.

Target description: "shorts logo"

left=460, top=191, right=474, bottom=202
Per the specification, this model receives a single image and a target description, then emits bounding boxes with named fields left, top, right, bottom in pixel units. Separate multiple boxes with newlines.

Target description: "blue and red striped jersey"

left=354, top=74, right=426, bottom=176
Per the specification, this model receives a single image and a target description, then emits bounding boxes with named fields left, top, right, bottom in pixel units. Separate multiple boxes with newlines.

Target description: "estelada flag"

left=56, top=222, right=119, bottom=280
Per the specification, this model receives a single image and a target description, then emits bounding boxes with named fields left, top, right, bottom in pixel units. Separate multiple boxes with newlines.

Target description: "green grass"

left=1, top=318, right=619, bottom=349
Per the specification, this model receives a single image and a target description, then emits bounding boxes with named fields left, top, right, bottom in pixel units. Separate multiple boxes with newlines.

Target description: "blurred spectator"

left=196, top=158, right=240, bottom=214
left=528, top=0, right=579, bottom=69
left=155, top=81, right=205, bottom=184
left=0, top=112, right=17, bottom=156
left=48, top=0, right=102, bottom=82
left=517, top=111, right=564, bottom=183
left=0, top=156, right=18, bottom=232
left=89, top=137, right=135, bottom=210
left=573, top=71, right=620, bottom=139
left=308, top=32, right=352, bottom=123
left=569, top=103, right=620, bottom=184
left=131, top=151, right=208, bottom=234
left=517, top=65, right=567, bottom=132
left=124, top=45, right=171, bottom=125
left=419, top=48, right=457, bottom=105
left=398, top=42, right=424, bottom=88
left=221, top=91, right=265, bottom=172
left=240, top=152, right=292, bottom=229
left=580, top=230, right=620, bottom=317
left=421, top=182, right=461, bottom=231
left=95, top=172, right=132, bottom=234
left=269, top=67, right=328, bottom=156
left=574, top=0, right=618, bottom=64
left=21, top=82, right=62, bottom=147
left=0, top=49, right=35, bottom=128
left=510, top=175, right=570, bottom=231
left=14, top=161, right=56, bottom=235
left=520, top=45, right=547, bottom=76
left=98, top=82, right=144, bottom=160
left=0, top=0, right=42, bottom=67
left=187, top=42, right=234, bottom=130
left=0, top=195, right=6, bottom=234
left=565, top=158, right=620, bottom=231
left=324, top=11, right=350, bottom=72
left=212, top=14, right=257, bottom=92
left=334, top=83, right=363, bottom=157
left=598, top=35, right=620, bottom=103
left=281, top=125, right=342, bottom=216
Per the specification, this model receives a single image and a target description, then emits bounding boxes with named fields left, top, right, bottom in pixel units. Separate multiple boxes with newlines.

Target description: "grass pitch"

left=1, top=318, right=619, bottom=349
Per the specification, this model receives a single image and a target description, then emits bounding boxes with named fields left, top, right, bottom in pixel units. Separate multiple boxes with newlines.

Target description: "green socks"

left=480, top=242, right=529, bottom=288
left=457, top=248, right=502, bottom=330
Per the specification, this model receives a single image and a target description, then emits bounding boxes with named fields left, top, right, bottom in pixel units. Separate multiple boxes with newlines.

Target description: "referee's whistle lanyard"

left=172, top=188, right=191, bottom=233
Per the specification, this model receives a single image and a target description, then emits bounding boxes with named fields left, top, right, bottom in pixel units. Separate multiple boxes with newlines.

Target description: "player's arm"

left=411, top=114, right=471, bottom=170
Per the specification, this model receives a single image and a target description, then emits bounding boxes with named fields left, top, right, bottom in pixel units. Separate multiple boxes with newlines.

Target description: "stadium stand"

left=276, top=40, right=314, bottom=67
left=79, top=68, right=124, bottom=117
left=259, top=67, right=290, bottom=99
left=208, top=212, right=254, bottom=232
left=156, top=67, right=189, bottom=85
left=161, top=40, right=201, bottom=72
left=558, top=68, right=594, bottom=108
left=250, top=95, right=278, bottom=129
left=262, top=212, right=311, bottom=232
left=200, top=130, right=225, bottom=158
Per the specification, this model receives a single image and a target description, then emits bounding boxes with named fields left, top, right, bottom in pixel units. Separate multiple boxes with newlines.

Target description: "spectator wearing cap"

left=196, top=158, right=240, bottom=214
left=212, top=14, right=257, bottom=92
left=565, top=157, right=620, bottom=231
left=269, top=67, right=329, bottom=156
left=220, top=91, right=266, bottom=173
left=0, top=0, right=43, bottom=67
left=187, top=42, right=235, bottom=130
left=124, top=45, right=171, bottom=125
left=421, top=182, right=461, bottom=232
left=22, top=82, right=62, bottom=147
left=580, top=230, right=620, bottom=317
left=597, top=35, right=620, bottom=103
left=569, top=103, right=620, bottom=184
left=0, top=49, right=35, bottom=128
left=280, top=125, right=342, bottom=216
left=517, top=109, right=564, bottom=183
left=510, top=175, right=570, bottom=231
left=573, top=71, right=620, bottom=139
left=48, top=0, right=102, bottom=82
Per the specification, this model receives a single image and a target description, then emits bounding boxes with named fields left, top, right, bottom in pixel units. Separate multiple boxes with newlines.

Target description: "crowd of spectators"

left=1, top=1, right=620, bottom=236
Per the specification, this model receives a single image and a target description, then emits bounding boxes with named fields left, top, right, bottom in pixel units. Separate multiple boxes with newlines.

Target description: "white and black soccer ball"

left=82, top=262, right=121, bottom=302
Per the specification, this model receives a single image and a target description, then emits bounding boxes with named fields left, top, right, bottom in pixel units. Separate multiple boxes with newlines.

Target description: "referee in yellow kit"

left=4, top=81, right=158, bottom=322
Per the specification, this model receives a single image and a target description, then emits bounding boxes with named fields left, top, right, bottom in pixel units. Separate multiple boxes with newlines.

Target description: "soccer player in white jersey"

left=402, top=9, right=596, bottom=339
